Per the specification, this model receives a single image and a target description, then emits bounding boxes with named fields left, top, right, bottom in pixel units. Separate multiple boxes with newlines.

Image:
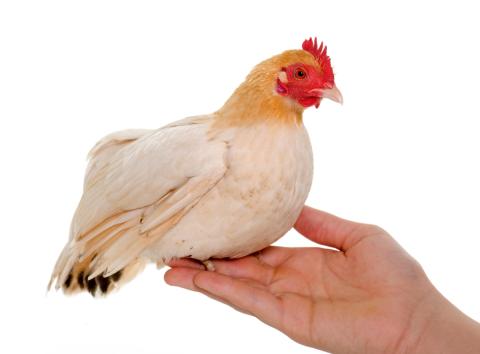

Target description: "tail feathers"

left=48, top=210, right=149, bottom=296
left=49, top=205, right=183, bottom=296
left=48, top=223, right=148, bottom=296
left=49, top=253, right=146, bottom=296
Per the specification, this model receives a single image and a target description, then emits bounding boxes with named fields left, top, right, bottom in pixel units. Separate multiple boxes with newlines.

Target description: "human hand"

left=165, top=206, right=480, bottom=353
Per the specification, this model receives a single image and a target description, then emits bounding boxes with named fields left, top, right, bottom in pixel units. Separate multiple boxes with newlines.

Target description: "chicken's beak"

left=309, top=85, right=343, bottom=105
left=322, top=85, right=343, bottom=104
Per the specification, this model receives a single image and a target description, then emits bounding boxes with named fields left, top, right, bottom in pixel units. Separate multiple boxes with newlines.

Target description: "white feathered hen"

left=49, top=38, right=342, bottom=296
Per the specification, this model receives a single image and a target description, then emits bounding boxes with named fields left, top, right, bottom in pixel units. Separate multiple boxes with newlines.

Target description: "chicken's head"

left=275, top=38, right=342, bottom=109
left=218, top=37, right=343, bottom=122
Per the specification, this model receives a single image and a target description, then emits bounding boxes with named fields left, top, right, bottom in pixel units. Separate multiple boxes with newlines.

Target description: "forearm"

left=410, top=290, right=480, bottom=354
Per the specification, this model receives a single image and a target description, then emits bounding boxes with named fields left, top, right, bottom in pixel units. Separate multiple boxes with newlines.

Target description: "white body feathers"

left=50, top=114, right=313, bottom=294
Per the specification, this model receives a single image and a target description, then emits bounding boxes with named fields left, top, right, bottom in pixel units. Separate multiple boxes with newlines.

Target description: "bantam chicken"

left=49, top=37, right=342, bottom=296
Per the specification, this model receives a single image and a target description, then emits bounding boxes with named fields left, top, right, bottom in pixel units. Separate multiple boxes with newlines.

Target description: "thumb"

left=294, top=206, right=380, bottom=251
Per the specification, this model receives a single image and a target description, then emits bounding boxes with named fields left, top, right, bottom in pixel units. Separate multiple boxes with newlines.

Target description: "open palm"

left=165, top=206, right=437, bottom=353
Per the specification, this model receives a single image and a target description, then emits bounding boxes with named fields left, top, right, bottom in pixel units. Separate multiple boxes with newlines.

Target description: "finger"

left=164, top=267, right=203, bottom=290
left=212, top=256, right=274, bottom=284
left=196, top=286, right=255, bottom=317
left=294, top=206, right=375, bottom=251
left=165, top=264, right=269, bottom=292
left=165, top=268, right=262, bottom=317
left=167, top=258, right=205, bottom=270
left=193, top=271, right=282, bottom=326
left=256, top=246, right=293, bottom=267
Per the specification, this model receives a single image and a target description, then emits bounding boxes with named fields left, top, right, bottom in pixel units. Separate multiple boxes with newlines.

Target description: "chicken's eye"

left=294, top=67, right=307, bottom=80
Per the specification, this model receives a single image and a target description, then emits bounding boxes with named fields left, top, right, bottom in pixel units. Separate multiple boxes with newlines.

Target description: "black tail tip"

left=63, top=269, right=123, bottom=297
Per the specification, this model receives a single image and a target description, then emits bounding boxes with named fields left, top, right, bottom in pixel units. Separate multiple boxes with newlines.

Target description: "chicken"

left=49, top=37, right=343, bottom=296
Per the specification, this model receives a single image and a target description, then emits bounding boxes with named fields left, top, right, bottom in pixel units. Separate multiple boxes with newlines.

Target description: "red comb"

left=302, top=37, right=334, bottom=84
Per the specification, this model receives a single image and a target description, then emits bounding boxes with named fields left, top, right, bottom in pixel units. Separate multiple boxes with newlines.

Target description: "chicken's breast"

left=144, top=119, right=313, bottom=262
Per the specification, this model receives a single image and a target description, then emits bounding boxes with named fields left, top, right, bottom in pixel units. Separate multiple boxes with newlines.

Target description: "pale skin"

left=165, top=206, right=480, bottom=354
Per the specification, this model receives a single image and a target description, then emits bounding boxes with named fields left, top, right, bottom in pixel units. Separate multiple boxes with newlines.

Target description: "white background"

left=1, top=1, right=479, bottom=353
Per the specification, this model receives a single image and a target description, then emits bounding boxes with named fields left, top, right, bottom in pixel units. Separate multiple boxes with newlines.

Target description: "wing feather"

left=50, top=115, right=228, bottom=291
